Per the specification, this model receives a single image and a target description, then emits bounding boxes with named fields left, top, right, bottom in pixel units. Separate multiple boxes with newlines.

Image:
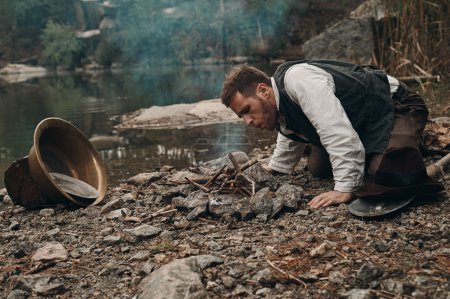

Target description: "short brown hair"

left=220, top=65, right=271, bottom=107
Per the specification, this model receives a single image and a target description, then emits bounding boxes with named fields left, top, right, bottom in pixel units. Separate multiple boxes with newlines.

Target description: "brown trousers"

left=305, top=84, right=429, bottom=178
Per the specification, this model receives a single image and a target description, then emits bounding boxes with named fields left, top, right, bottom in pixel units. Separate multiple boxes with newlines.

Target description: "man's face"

left=229, top=83, right=278, bottom=130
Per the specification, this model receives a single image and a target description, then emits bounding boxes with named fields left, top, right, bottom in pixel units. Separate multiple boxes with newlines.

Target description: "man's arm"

left=284, top=64, right=365, bottom=206
left=268, top=133, right=306, bottom=174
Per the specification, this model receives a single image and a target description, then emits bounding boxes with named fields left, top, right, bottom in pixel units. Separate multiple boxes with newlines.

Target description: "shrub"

left=42, top=20, right=82, bottom=68
left=95, top=37, right=121, bottom=66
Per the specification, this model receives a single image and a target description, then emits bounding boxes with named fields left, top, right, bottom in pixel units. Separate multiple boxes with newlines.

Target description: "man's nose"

left=243, top=115, right=253, bottom=125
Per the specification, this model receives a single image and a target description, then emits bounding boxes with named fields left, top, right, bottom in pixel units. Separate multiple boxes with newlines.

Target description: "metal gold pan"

left=4, top=156, right=47, bottom=209
left=28, top=117, right=107, bottom=206
left=49, top=172, right=100, bottom=199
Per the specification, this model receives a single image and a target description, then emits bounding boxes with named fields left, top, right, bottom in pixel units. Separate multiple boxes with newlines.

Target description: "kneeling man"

left=220, top=60, right=443, bottom=208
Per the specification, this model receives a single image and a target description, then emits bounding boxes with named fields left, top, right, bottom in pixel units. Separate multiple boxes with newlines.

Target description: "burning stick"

left=186, top=154, right=259, bottom=197
left=234, top=180, right=253, bottom=197
left=236, top=173, right=256, bottom=197
left=204, top=165, right=227, bottom=188
left=216, top=179, right=231, bottom=193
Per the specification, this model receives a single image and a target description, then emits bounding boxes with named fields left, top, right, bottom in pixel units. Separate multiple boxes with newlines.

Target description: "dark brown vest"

left=273, top=60, right=394, bottom=154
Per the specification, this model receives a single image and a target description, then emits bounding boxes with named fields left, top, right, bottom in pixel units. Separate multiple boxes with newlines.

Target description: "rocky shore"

left=114, top=99, right=239, bottom=130
left=1, top=145, right=449, bottom=298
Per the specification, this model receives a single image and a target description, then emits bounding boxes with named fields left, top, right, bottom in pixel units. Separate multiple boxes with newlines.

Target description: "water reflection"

left=0, top=65, right=277, bottom=187
left=102, top=122, right=276, bottom=184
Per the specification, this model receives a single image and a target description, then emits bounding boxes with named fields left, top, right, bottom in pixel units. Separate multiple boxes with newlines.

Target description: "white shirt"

left=269, top=63, right=399, bottom=192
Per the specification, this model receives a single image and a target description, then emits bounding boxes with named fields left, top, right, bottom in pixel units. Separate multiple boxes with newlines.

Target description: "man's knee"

left=306, top=145, right=332, bottom=178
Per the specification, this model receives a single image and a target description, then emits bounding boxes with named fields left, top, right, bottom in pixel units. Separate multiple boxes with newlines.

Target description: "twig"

left=236, top=186, right=252, bottom=197
left=26, top=261, right=56, bottom=274
left=204, top=165, right=227, bottom=188
left=266, top=259, right=307, bottom=288
left=236, top=173, right=256, bottom=197
left=217, top=178, right=234, bottom=193
left=142, top=209, right=178, bottom=222
left=142, top=205, right=176, bottom=221
left=251, top=179, right=255, bottom=196
left=230, top=159, right=259, bottom=179
left=333, top=250, right=348, bottom=259
left=443, top=104, right=450, bottom=112
left=185, top=177, right=210, bottom=192
left=123, top=215, right=142, bottom=223
left=228, top=153, right=241, bottom=173
left=215, top=186, right=236, bottom=194
left=64, top=232, right=80, bottom=237
left=369, top=289, right=396, bottom=299
left=155, top=205, right=174, bottom=213
left=241, top=158, right=258, bottom=170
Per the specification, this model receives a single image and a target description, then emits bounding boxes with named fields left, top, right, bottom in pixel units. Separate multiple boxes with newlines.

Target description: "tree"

left=0, top=0, right=75, bottom=61
left=42, top=21, right=82, bottom=68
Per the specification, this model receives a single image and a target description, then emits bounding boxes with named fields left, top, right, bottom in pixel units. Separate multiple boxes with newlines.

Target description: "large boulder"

left=0, top=64, right=47, bottom=83
left=115, top=99, right=239, bottom=130
left=0, top=64, right=47, bottom=75
left=302, top=0, right=388, bottom=64
left=302, top=17, right=375, bottom=64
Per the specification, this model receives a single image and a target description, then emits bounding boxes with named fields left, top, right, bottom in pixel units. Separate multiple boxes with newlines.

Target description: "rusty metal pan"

left=28, top=117, right=107, bottom=206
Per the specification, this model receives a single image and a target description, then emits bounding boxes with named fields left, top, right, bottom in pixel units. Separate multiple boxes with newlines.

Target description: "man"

left=220, top=60, right=443, bottom=208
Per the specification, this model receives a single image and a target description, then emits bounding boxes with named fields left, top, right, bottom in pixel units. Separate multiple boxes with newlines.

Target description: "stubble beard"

left=262, top=98, right=278, bottom=131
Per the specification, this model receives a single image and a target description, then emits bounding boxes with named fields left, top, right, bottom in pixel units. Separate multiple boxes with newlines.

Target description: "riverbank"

left=1, top=144, right=448, bottom=298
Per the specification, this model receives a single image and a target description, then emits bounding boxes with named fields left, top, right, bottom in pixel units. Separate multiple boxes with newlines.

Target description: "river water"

left=0, top=64, right=277, bottom=188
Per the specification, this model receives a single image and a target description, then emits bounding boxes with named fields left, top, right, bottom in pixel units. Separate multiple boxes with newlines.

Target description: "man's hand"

left=308, top=191, right=352, bottom=208
left=263, top=166, right=286, bottom=176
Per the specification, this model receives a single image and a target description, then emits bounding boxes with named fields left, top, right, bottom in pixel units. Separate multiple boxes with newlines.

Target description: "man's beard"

left=260, top=97, right=277, bottom=130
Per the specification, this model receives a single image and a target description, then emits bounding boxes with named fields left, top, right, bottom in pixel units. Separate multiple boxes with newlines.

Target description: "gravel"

left=0, top=147, right=448, bottom=298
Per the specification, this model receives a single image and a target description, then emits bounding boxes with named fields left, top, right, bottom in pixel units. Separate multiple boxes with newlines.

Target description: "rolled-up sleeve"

left=284, top=65, right=365, bottom=192
left=269, top=133, right=305, bottom=174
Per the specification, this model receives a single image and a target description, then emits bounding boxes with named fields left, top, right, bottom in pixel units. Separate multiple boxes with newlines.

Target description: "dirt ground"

left=0, top=146, right=449, bottom=298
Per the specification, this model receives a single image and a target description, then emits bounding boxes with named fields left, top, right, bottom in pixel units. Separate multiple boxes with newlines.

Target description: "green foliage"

left=224, top=0, right=288, bottom=56
left=0, top=0, right=75, bottom=61
left=117, top=0, right=182, bottom=64
left=0, top=1, right=15, bottom=31
left=95, top=37, right=121, bottom=66
left=0, top=0, right=322, bottom=66
left=115, top=0, right=291, bottom=64
left=11, top=0, right=42, bottom=21
left=42, top=21, right=82, bottom=68
left=10, top=0, right=73, bottom=28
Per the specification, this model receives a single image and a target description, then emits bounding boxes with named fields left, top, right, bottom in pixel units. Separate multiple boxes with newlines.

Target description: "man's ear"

left=256, top=83, right=270, bottom=98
